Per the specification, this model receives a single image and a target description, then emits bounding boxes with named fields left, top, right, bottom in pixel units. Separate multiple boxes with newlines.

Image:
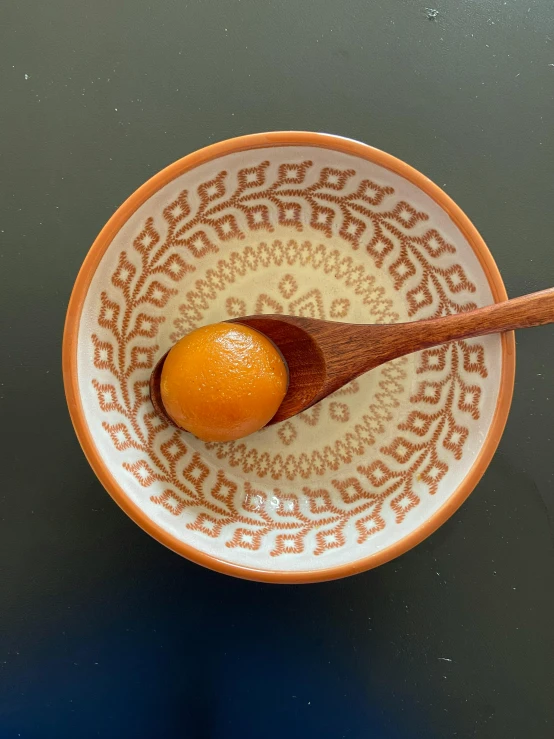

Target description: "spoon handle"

left=358, top=287, right=554, bottom=369
left=409, top=286, right=554, bottom=340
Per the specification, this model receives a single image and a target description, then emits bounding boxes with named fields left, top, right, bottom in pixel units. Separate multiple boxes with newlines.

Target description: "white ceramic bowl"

left=63, top=132, right=514, bottom=582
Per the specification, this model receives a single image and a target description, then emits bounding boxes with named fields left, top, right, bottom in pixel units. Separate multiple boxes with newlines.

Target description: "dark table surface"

left=2, top=1, right=554, bottom=737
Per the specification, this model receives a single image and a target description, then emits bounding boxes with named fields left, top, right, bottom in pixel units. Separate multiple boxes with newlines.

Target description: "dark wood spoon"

left=150, top=287, right=554, bottom=427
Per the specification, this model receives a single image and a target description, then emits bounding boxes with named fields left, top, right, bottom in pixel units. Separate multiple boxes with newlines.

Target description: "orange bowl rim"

left=62, top=131, right=515, bottom=583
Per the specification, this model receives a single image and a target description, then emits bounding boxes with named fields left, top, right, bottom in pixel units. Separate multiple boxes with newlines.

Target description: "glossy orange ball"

left=160, top=322, right=288, bottom=442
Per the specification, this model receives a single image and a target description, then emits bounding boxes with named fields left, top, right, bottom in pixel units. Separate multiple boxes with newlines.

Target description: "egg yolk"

left=160, top=322, right=288, bottom=442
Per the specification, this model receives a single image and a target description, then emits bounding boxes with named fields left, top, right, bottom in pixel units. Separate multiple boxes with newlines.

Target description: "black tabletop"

left=2, top=1, right=554, bottom=737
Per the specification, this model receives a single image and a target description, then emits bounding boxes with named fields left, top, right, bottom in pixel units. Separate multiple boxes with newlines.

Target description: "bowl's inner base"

left=162, top=230, right=415, bottom=483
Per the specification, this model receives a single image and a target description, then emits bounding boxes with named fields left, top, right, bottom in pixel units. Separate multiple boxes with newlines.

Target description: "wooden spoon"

left=150, top=287, right=554, bottom=427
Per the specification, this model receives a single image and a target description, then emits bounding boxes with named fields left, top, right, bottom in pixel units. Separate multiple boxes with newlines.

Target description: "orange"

left=160, top=322, right=288, bottom=442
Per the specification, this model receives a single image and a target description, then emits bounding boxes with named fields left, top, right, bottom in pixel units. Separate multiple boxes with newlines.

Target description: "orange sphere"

left=160, top=322, right=288, bottom=442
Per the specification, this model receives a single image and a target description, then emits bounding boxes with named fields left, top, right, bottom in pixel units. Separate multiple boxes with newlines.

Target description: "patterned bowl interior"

left=73, top=140, right=507, bottom=579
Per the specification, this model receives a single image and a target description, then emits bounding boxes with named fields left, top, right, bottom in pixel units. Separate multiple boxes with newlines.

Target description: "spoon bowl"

left=149, top=315, right=327, bottom=428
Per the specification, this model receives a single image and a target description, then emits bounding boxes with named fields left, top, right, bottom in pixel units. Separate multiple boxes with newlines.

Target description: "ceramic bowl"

left=63, top=132, right=515, bottom=583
